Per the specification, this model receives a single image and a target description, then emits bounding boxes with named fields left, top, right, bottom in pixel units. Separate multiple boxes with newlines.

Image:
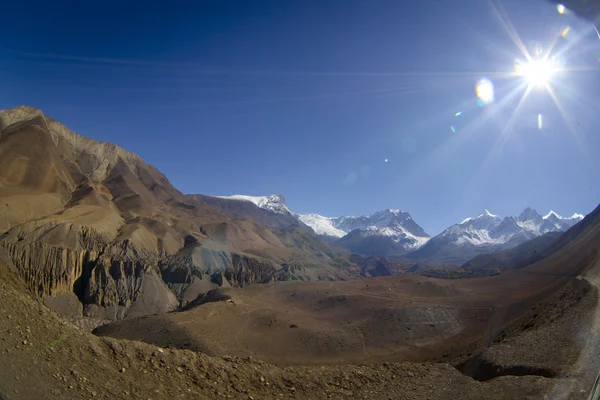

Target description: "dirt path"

left=561, top=259, right=600, bottom=398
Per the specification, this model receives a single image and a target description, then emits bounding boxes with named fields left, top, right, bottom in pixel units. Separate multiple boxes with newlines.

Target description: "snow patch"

left=297, top=214, right=346, bottom=238
left=482, top=209, right=498, bottom=218
left=216, top=194, right=292, bottom=215
left=460, top=217, right=473, bottom=225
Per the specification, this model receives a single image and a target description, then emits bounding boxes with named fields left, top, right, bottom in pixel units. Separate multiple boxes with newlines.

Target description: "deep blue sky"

left=1, top=0, right=599, bottom=235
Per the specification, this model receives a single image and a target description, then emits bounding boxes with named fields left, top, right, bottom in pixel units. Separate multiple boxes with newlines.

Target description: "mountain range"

left=407, top=208, right=583, bottom=262
left=219, top=196, right=583, bottom=261
left=299, top=209, right=430, bottom=256
left=210, top=196, right=431, bottom=256
left=0, top=105, right=586, bottom=324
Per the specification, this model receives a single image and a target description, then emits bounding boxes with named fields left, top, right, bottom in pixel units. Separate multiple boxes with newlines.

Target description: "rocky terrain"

left=0, top=106, right=358, bottom=324
left=0, top=201, right=599, bottom=399
left=91, top=200, right=600, bottom=395
left=0, top=239, right=592, bottom=400
left=1, top=104, right=600, bottom=399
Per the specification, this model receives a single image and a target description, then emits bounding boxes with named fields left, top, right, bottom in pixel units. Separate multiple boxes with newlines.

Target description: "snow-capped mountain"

left=299, top=209, right=431, bottom=256
left=216, top=194, right=292, bottom=215
left=208, top=194, right=585, bottom=261
left=408, top=207, right=584, bottom=262
left=542, top=210, right=583, bottom=231
left=212, top=195, right=429, bottom=255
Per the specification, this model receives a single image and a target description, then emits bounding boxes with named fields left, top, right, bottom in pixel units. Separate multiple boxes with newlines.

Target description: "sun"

left=514, top=58, right=558, bottom=88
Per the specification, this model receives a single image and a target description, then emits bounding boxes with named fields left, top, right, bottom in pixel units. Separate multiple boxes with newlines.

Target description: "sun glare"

left=475, top=78, right=495, bottom=104
left=514, top=58, right=558, bottom=88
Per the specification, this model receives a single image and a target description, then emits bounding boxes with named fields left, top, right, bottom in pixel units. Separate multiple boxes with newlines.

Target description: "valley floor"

left=0, top=277, right=555, bottom=400
left=1, top=257, right=599, bottom=399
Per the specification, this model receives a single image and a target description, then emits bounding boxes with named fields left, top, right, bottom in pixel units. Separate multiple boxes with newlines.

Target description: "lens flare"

left=538, top=114, right=543, bottom=130
left=556, top=4, right=566, bottom=14
left=514, top=58, right=558, bottom=88
left=475, top=78, right=495, bottom=105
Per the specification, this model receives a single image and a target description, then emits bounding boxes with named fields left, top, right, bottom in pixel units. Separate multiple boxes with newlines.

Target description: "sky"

left=1, top=0, right=599, bottom=235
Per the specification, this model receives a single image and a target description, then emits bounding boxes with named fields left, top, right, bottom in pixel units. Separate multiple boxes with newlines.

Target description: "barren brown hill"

left=0, top=106, right=358, bottom=324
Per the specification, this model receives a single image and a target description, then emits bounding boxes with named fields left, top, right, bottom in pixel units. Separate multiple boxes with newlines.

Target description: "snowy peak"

left=481, top=209, right=498, bottom=218
left=459, top=210, right=501, bottom=232
left=543, top=210, right=562, bottom=220
left=536, top=210, right=583, bottom=232
left=332, top=209, right=428, bottom=238
left=517, top=207, right=542, bottom=222
left=461, top=209, right=500, bottom=225
left=367, top=209, right=413, bottom=228
left=216, top=194, right=291, bottom=215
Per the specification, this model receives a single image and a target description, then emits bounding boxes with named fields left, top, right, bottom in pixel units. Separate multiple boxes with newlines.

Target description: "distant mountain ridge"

left=222, top=195, right=584, bottom=260
left=298, top=209, right=429, bottom=242
left=213, top=196, right=431, bottom=256
left=408, top=207, right=583, bottom=263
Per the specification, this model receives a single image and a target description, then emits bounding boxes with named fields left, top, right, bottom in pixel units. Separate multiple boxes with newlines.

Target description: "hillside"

left=0, top=106, right=358, bottom=323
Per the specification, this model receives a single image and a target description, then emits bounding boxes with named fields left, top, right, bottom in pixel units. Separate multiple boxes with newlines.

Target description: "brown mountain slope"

left=0, top=106, right=357, bottom=323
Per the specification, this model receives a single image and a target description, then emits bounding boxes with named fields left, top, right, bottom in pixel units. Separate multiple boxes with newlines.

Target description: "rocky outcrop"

left=0, top=224, right=105, bottom=297
left=0, top=223, right=180, bottom=318
left=159, top=238, right=280, bottom=306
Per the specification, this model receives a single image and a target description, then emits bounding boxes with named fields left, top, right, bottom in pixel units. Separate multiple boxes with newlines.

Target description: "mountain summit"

left=299, top=209, right=430, bottom=256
